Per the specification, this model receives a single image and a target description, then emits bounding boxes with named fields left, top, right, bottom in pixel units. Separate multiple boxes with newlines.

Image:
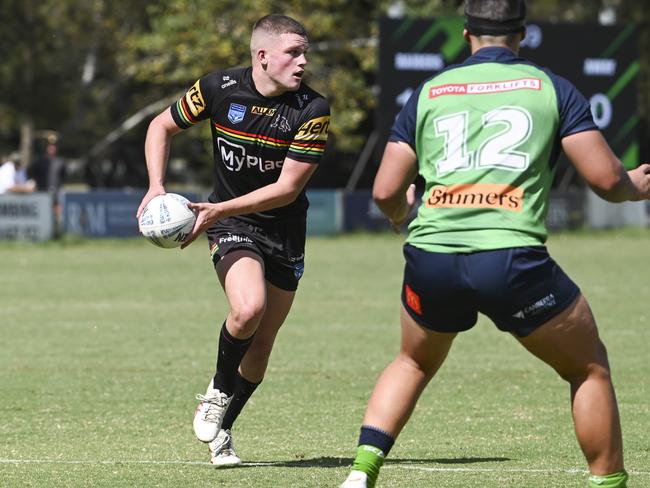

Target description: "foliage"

left=0, top=0, right=648, bottom=186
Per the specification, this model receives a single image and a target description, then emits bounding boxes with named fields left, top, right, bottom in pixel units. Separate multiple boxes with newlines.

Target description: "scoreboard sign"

left=379, top=17, right=639, bottom=169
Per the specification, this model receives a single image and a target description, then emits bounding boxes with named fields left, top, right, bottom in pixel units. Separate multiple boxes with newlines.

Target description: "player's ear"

left=462, top=28, right=471, bottom=43
left=520, top=27, right=527, bottom=42
left=257, top=49, right=268, bottom=67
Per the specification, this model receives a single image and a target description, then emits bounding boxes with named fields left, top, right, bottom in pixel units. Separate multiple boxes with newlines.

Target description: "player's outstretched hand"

left=181, top=202, right=220, bottom=249
left=628, top=163, right=650, bottom=200
left=137, top=187, right=166, bottom=219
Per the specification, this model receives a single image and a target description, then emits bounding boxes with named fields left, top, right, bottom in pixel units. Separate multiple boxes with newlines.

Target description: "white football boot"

left=193, top=381, right=233, bottom=442
left=340, top=470, right=369, bottom=488
left=209, top=429, right=242, bottom=467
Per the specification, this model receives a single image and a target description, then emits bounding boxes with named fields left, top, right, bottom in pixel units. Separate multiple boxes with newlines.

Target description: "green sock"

left=588, top=470, right=629, bottom=488
left=351, top=444, right=386, bottom=488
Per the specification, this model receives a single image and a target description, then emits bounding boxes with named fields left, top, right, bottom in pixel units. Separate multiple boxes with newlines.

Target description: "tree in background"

left=0, top=0, right=647, bottom=188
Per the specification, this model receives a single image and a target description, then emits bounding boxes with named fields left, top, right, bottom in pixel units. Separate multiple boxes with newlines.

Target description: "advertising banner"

left=0, top=193, right=54, bottom=241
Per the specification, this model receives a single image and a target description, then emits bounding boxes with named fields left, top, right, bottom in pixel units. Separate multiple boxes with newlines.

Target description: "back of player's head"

left=464, top=0, right=526, bottom=37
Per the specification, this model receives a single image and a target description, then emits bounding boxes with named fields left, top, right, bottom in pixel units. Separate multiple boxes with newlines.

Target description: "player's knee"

left=230, top=301, right=266, bottom=329
left=558, top=342, right=612, bottom=385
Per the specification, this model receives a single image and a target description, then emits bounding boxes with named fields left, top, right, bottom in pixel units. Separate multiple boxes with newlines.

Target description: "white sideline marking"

left=0, top=459, right=648, bottom=476
left=388, top=465, right=650, bottom=476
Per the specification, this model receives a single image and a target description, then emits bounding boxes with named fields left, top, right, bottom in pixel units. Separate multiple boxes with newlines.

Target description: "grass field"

left=1, top=230, right=649, bottom=487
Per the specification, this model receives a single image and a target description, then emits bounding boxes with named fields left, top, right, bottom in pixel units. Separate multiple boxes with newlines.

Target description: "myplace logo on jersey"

left=227, top=103, right=247, bottom=124
left=217, top=137, right=283, bottom=173
left=428, top=78, right=541, bottom=98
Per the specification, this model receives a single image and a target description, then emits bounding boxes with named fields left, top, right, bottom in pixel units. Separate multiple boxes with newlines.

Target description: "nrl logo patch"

left=227, top=103, right=246, bottom=124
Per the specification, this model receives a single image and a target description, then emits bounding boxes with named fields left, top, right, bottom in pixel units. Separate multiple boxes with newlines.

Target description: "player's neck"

left=251, top=66, right=287, bottom=98
left=470, top=40, right=519, bottom=55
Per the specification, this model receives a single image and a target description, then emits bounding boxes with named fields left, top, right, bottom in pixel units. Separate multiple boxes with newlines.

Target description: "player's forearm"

left=591, top=165, right=642, bottom=202
left=375, top=193, right=409, bottom=223
left=214, top=181, right=300, bottom=219
left=144, top=126, right=170, bottom=189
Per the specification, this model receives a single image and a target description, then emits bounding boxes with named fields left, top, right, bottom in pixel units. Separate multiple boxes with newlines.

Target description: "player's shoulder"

left=288, top=82, right=330, bottom=115
left=199, top=66, right=250, bottom=92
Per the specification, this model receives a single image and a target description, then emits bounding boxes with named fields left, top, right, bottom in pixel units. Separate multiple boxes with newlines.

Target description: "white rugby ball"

left=138, top=193, right=196, bottom=248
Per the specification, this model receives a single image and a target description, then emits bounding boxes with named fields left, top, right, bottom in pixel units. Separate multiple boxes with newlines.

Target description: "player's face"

left=265, top=33, right=309, bottom=92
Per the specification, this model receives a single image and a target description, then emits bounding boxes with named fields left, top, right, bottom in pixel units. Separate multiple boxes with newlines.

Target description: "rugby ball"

left=138, top=193, right=196, bottom=248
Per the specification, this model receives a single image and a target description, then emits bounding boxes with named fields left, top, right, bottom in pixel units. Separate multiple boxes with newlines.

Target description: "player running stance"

left=340, top=1, right=650, bottom=487
left=137, top=14, right=329, bottom=466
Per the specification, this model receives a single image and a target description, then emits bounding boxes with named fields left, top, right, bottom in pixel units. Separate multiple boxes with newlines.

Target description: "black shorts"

left=206, top=217, right=305, bottom=291
left=401, top=244, right=581, bottom=337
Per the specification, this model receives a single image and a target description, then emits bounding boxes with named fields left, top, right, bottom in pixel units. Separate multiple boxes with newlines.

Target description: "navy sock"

left=221, top=373, right=261, bottom=430
left=358, top=425, right=395, bottom=455
left=212, top=322, right=255, bottom=396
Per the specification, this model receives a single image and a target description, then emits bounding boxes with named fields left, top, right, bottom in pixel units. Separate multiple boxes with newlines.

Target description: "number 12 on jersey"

left=433, top=106, right=533, bottom=175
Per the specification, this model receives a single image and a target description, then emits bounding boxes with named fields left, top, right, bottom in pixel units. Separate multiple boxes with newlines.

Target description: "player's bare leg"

left=209, top=279, right=295, bottom=465
left=218, top=250, right=268, bottom=339
left=238, top=282, right=295, bottom=382
left=194, top=250, right=266, bottom=443
left=363, top=305, right=456, bottom=434
left=516, top=294, right=625, bottom=481
left=342, top=306, right=456, bottom=487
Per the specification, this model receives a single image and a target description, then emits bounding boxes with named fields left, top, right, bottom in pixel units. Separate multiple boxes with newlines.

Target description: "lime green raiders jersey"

left=391, top=47, right=597, bottom=253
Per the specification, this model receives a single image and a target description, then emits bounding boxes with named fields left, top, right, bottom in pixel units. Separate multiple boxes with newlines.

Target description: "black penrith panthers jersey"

left=170, top=67, right=330, bottom=224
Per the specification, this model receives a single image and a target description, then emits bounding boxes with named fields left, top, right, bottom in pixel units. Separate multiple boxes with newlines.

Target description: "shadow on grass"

left=242, top=456, right=511, bottom=469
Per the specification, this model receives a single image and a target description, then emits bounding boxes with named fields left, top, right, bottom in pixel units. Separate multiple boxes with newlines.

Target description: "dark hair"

left=464, top=0, right=526, bottom=36
left=252, top=14, right=308, bottom=40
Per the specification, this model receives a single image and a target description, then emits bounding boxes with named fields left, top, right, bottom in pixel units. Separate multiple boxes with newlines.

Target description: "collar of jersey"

left=470, top=46, right=522, bottom=63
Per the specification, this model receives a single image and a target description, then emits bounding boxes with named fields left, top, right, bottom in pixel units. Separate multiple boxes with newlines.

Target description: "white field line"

left=0, top=459, right=648, bottom=476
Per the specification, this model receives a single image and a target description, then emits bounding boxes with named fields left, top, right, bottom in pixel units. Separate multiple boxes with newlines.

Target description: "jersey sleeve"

left=389, top=83, right=424, bottom=150
left=287, top=97, right=330, bottom=164
left=169, top=74, right=215, bottom=129
left=550, top=73, right=598, bottom=138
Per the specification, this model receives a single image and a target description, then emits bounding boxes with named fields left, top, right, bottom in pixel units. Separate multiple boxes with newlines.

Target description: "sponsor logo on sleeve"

left=227, top=103, right=247, bottom=124
left=425, top=184, right=524, bottom=211
left=294, top=115, right=330, bottom=141
left=186, top=80, right=205, bottom=117
left=428, top=78, right=541, bottom=99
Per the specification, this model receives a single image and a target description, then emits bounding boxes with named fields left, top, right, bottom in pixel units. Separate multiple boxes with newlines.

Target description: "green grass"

left=1, top=230, right=649, bottom=487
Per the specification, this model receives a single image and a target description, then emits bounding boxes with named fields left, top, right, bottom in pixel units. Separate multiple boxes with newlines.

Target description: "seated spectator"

left=0, top=153, right=36, bottom=194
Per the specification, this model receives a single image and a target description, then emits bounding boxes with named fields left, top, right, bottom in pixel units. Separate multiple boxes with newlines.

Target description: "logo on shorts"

left=512, top=293, right=556, bottom=319
left=293, top=263, right=305, bottom=281
left=218, top=234, right=253, bottom=244
left=405, top=284, right=423, bottom=315
left=227, top=103, right=246, bottom=124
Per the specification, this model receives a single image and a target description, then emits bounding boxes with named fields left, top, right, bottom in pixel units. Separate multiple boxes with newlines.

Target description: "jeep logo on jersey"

left=186, top=80, right=205, bottom=117
left=227, top=103, right=247, bottom=124
left=251, top=106, right=277, bottom=117
left=217, top=137, right=283, bottom=173
left=295, top=116, right=330, bottom=141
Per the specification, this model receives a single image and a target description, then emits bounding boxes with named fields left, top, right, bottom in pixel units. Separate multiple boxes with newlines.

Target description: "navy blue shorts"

left=401, top=244, right=581, bottom=337
left=206, top=217, right=305, bottom=292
